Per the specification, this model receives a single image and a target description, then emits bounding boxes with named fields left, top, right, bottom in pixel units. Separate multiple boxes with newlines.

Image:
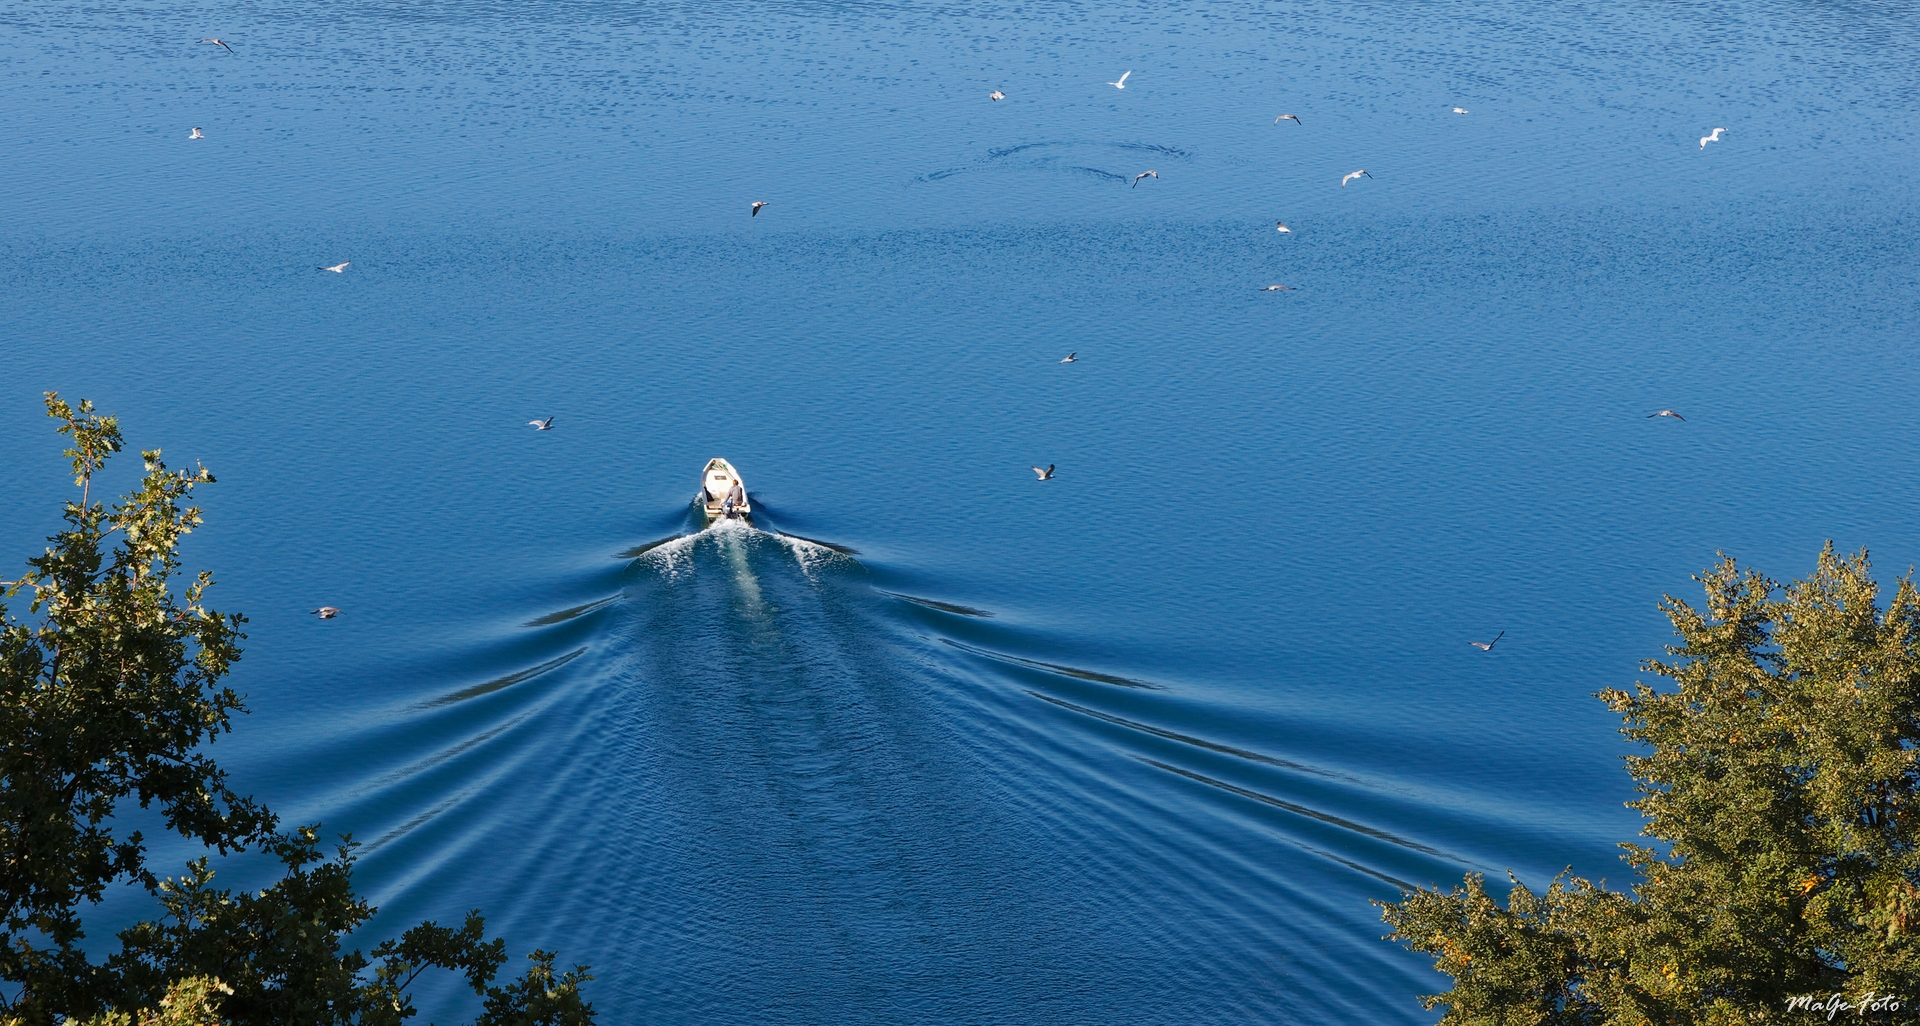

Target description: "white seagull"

left=1032, top=464, right=1056, bottom=480
left=1107, top=71, right=1131, bottom=90
left=317, top=261, right=349, bottom=273
left=1275, top=221, right=1292, bottom=233
left=1275, top=114, right=1302, bottom=125
left=1260, top=285, right=1295, bottom=291
left=310, top=606, right=339, bottom=619
left=528, top=416, right=554, bottom=430
left=751, top=201, right=767, bottom=217
left=1061, top=352, right=1077, bottom=363
left=189, top=127, right=204, bottom=140
left=1452, top=107, right=1469, bottom=115
left=1341, top=170, right=1373, bottom=187
left=201, top=38, right=234, bottom=54
left=1648, top=410, right=1686, bottom=421
left=1131, top=170, right=1158, bottom=188
left=1470, top=631, right=1504, bottom=651
left=1700, top=127, right=1726, bottom=149
left=989, top=90, right=1005, bottom=101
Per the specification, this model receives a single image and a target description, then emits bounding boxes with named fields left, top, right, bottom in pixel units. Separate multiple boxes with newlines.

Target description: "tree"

left=74, top=977, right=235, bottom=1026
left=1379, top=546, right=1920, bottom=1024
left=1, top=395, right=594, bottom=1025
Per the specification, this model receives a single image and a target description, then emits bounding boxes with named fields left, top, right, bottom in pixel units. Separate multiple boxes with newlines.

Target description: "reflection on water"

left=522, top=598, right=617, bottom=627
left=423, top=647, right=586, bottom=707
left=880, top=591, right=993, bottom=618
left=941, top=636, right=1165, bottom=690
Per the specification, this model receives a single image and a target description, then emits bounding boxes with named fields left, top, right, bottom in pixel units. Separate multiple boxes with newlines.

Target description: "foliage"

left=1, top=396, right=266, bottom=1013
left=62, top=976, right=235, bottom=1026
left=1, top=396, right=594, bottom=1025
left=1379, top=546, right=1920, bottom=1024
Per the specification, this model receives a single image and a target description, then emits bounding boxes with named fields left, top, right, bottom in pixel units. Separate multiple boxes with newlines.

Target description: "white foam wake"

left=632, top=518, right=852, bottom=581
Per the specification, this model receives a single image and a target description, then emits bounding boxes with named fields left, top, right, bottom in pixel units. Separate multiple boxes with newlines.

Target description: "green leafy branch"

left=2, top=397, right=595, bottom=1026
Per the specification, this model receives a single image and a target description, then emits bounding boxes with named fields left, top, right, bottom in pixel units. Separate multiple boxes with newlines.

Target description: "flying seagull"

left=201, top=38, right=234, bottom=54
left=1132, top=170, right=1158, bottom=188
left=528, top=416, right=554, bottom=430
left=1700, top=127, right=1727, bottom=149
left=1275, top=114, right=1302, bottom=125
left=1452, top=107, right=1469, bottom=114
left=1275, top=221, right=1292, bottom=233
left=1647, top=410, right=1686, bottom=421
left=1107, top=71, right=1131, bottom=89
left=1260, top=285, right=1295, bottom=291
left=1341, top=170, right=1373, bottom=187
left=751, top=201, right=767, bottom=217
left=317, top=261, right=349, bottom=273
left=189, top=127, right=204, bottom=140
left=1061, top=352, right=1077, bottom=363
left=1032, top=464, right=1056, bottom=480
left=989, top=90, right=1005, bottom=101
left=310, top=607, right=339, bottom=619
left=1470, top=630, right=1504, bottom=651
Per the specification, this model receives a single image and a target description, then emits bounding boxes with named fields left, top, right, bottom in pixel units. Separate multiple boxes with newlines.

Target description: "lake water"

left=5, top=0, right=1920, bottom=1021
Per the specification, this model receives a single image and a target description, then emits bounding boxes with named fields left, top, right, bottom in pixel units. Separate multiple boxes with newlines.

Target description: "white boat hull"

left=699, top=458, right=750, bottom=519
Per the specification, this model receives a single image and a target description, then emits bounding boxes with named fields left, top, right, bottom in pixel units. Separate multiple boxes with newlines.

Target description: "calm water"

left=5, top=0, right=1920, bottom=1021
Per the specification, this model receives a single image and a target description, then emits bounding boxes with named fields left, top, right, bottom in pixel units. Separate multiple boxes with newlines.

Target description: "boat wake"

left=633, top=515, right=851, bottom=582
left=272, top=501, right=1493, bottom=1024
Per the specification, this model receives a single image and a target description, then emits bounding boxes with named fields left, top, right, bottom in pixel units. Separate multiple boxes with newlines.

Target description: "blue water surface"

left=4, top=0, right=1920, bottom=1021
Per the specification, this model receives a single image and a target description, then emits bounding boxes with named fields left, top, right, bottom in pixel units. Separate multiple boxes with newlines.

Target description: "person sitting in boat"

left=722, top=481, right=745, bottom=516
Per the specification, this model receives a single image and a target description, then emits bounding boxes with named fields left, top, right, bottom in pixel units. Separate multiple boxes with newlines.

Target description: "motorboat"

left=699, top=458, right=751, bottom=520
